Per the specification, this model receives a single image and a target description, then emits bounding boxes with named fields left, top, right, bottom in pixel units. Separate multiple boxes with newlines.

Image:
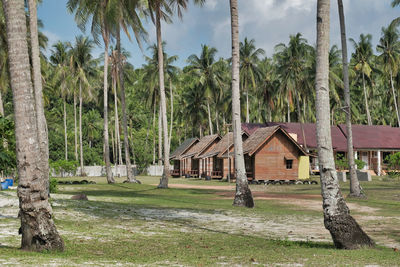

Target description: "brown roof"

left=170, top=138, right=199, bottom=160
left=200, top=132, right=233, bottom=159
left=242, top=126, right=307, bottom=156
left=339, top=124, right=400, bottom=150
left=242, top=122, right=348, bottom=151
left=181, top=134, right=220, bottom=159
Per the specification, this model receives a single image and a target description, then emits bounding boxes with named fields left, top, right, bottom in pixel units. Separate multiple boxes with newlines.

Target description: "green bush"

left=355, top=159, right=366, bottom=170
left=49, top=178, right=58, bottom=193
left=335, top=154, right=366, bottom=170
left=50, top=160, right=78, bottom=177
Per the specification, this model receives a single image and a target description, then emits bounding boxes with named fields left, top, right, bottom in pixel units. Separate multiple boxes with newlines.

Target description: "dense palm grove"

left=1, top=2, right=400, bottom=174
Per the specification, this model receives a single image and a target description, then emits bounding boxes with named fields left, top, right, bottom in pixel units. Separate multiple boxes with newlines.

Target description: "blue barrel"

left=5, top=179, right=13, bottom=186
left=1, top=182, right=8, bottom=190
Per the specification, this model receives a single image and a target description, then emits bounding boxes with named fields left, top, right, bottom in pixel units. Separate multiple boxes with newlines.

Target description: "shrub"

left=50, top=160, right=78, bottom=177
left=49, top=178, right=58, bottom=193
left=355, top=159, right=366, bottom=170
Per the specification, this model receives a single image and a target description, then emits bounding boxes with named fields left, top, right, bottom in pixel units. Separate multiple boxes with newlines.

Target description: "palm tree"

left=28, top=0, right=50, bottom=193
left=0, top=3, right=8, bottom=117
left=114, top=0, right=145, bottom=183
left=377, top=20, right=400, bottom=127
left=392, top=0, right=400, bottom=7
left=70, top=35, right=97, bottom=176
left=239, top=37, right=265, bottom=123
left=230, top=0, right=254, bottom=208
left=145, top=0, right=205, bottom=188
left=337, top=0, right=362, bottom=197
left=50, top=41, right=72, bottom=161
left=2, top=0, right=64, bottom=251
left=187, top=45, right=223, bottom=135
left=258, top=58, right=278, bottom=122
left=350, top=34, right=374, bottom=125
left=67, top=0, right=117, bottom=183
left=315, top=0, right=373, bottom=249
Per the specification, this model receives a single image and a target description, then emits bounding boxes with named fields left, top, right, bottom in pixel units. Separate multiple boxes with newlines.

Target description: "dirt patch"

left=151, top=183, right=235, bottom=190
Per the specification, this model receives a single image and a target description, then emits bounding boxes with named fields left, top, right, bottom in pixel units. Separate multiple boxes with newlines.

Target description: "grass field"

left=0, top=175, right=399, bottom=266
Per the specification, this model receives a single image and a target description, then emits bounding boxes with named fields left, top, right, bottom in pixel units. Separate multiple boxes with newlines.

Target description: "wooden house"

left=242, top=126, right=309, bottom=181
left=170, top=138, right=199, bottom=177
left=180, top=134, right=220, bottom=177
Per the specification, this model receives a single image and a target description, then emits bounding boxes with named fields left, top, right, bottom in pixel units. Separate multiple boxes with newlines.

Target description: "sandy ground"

left=1, top=185, right=399, bottom=253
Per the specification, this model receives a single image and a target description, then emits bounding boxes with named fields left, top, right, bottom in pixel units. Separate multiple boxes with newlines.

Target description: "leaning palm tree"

left=230, top=0, right=254, bottom=208
left=315, top=0, right=373, bottom=249
left=67, top=0, right=117, bottom=183
left=337, top=0, right=362, bottom=197
left=2, top=0, right=64, bottom=251
left=145, top=0, right=204, bottom=188
left=239, top=37, right=265, bottom=123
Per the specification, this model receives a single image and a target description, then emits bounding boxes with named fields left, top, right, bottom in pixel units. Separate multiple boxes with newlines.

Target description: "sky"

left=37, top=0, right=400, bottom=68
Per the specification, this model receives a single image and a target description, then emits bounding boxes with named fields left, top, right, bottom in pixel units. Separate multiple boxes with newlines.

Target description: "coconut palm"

left=239, top=37, right=265, bottom=123
left=377, top=20, right=400, bottom=127
left=145, top=0, right=205, bottom=188
left=0, top=3, right=8, bottom=117
left=337, top=0, right=361, bottom=197
left=50, top=41, right=72, bottom=161
left=2, top=0, right=64, bottom=251
left=315, top=0, right=373, bottom=249
left=67, top=0, right=118, bottom=183
left=350, top=34, right=374, bottom=125
left=187, top=45, right=223, bottom=135
left=70, top=35, right=97, bottom=176
left=229, top=0, right=254, bottom=208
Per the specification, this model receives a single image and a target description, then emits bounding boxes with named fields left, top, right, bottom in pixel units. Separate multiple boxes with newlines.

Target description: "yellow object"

left=298, top=156, right=310, bottom=180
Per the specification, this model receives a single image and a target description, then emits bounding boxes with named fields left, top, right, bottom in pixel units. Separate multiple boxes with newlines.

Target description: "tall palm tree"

left=50, top=41, right=72, bottom=161
left=0, top=2, right=8, bottom=117
left=350, top=34, right=374, bottom=125
left=114, top=0, right=145, bottom=183
left=145, top=0, right=205, bottom=188
left=2, top=0, right=64, bottom=251
left=67, top=0, right=117, bottom=183
left=230, top=0, right=254, bottom=208
left=239, top=37, right=265, bottom=123
left=70, top=35, right=97, bottom=176
left=187, top=45, right=223, bottom=135
left=377, top=20, right=400, bottom=127
left=28, top=0, right=50, bottom=193
left=337, top=0, right=362, bottom=197
left=315, top=0, right=373, bottom=249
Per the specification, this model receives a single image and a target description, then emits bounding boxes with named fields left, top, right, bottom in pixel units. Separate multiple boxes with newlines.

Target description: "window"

left=286, top=159, right=293, bottom=169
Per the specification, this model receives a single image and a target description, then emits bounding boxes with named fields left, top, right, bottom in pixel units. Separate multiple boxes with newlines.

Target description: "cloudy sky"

left=38, top=0, right=400, bottom=68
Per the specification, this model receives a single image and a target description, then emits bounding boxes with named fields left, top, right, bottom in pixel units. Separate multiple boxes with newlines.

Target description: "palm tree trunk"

left=74, top=91, right=78, bottom=161
left=207, top=100, right=213, bottom=135
left=246, top=90, right=250, bottom=123
left=111, top=126, right=115, bottom=164
left=3, top=0, right=64, bottom=251
left=338, top=0, right=361, bottom=197
left=316, top=0, right=373, bottom=249
left=113, top=75, right=120, bottom=172
left=79, top=81, right=84, bottom=176
left=169, top=79, right=173, bottom=149
left=0, top=91, right=4, bottom=116
left=230, top=0, right=254, bottom=208
left=389, top=69, right=400, bottom=127
left=158, top=103, right=162, bottom=165
left=63, top=97, right=68, bottom=161
left=152, top=100, right=156, bottom=165
left=362, top=73, right=372, bottom=125
left=116, top=29, right=139, bottom=183
left=216, top=109, right=220, bottom=133
left=287, top=99, right=290, bottom=122
left=156, top=5, right=171, bottom=188
left=102, top=31, right=114, bottom=184
left=28, top=0, right=50, bottom=195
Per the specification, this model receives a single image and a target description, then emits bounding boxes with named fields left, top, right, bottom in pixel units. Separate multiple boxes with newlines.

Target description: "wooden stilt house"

left=180, top=134, right=220, bottom=177
left=170, top=138, right=199, bottom=177
left=242, top=126, right=309, bottom=182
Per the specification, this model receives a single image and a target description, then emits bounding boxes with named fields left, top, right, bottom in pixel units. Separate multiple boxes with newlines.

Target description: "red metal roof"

left=338, top=124, right=400, bottom=150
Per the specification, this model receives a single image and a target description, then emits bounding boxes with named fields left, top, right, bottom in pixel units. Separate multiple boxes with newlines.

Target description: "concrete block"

left=356, top=170, right=372, bottom=182
left=337, top=171, right=347, bottom=182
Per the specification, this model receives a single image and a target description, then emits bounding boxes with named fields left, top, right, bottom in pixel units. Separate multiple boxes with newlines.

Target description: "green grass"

left=0, top=175, right=399, bottom=266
